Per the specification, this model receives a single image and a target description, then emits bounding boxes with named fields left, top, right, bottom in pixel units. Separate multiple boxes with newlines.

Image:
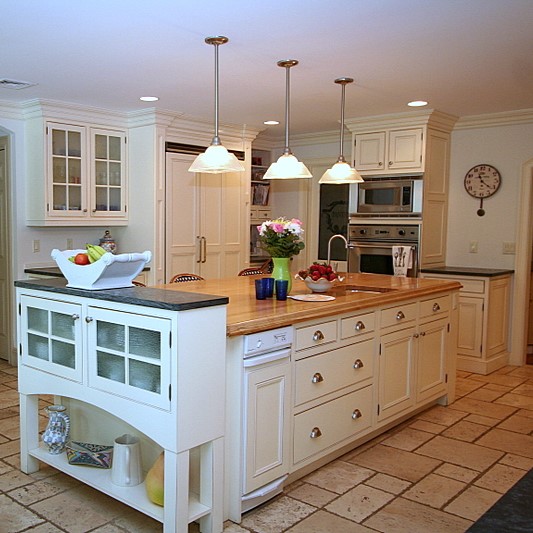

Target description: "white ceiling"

left=2, top=0, right=533, bottom=141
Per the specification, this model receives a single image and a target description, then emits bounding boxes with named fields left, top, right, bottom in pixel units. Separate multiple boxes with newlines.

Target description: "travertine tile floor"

left=1, top=359, right=532, bottom=533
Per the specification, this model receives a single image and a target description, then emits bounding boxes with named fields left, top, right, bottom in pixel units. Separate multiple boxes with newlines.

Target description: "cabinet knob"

left=355, top=321, right=366, bottom=332
left=312, top=330, right=325, bottom=342
left=420, top=331, right=426, bottom=337
left=432, top=303, right=441, bottom=312
left=396, top=311, right=405, bottom=321
left=71, top=314, right=80, bottom=320
left=310, top=427, right=322, bottom=439
left=352, top=408, right=363, bottom=419
left=389, top=161, right=393, bottom=166
left=85, top=316, right=94, bottom=323
left=353, top=359, right=364, bottom=369
left=83, top=209, right=88, bottom=213
left=378, top=161, right=383, bottom=166
left=413, top=333, right=419, bottom=339
left=311, top=372, right=324, bottom=383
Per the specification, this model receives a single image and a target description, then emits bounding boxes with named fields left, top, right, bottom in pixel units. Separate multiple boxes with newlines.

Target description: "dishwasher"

left=241, top=326, right=293, bottom=513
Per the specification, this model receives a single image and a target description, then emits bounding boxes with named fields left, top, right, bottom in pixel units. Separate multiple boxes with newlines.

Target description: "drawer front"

left=294, top=339, right=374, bottom=406
left=419, top=295, right=450, bottom=319
left=256, top=208, right=272, bottom=219
left=340, top=312, right=376, bottom=340
left=293, top=385, right=373, bottom=464
left=295, top=320, right=337, bottom=352
left=459, top=278, right=485, bottom=294
left=380, top=302, right=417, bottom=329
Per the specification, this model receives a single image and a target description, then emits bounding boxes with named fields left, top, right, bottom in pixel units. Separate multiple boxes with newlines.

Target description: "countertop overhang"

left=420, top=266, right=514, bottom=277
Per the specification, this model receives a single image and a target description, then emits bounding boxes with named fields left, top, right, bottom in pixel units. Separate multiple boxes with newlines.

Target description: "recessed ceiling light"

left=407, top=100, right=428, bottom=107
left=140, top=96, right=159, bottom=102
left=264, top=120, right=280, bottom=125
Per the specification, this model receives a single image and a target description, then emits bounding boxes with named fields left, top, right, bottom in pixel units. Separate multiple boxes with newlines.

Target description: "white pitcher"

left=111, top=434, right=143, bottom=487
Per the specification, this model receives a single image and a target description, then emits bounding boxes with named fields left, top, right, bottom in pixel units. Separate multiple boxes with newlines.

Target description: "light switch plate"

left=502, top=241, right=516, bottom=254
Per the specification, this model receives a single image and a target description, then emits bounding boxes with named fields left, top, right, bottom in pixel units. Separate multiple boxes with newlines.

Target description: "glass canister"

left=99, top=230, right=117, bottom=254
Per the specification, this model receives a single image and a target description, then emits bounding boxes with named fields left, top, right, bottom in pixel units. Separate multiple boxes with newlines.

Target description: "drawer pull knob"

left=71, top=314, right=80, bottom=320
left=353, top=359, right=364, bottom=369
left=413, top=333, right=419, bottom=339
left=355, top=321, right=366, bottom=332
left=396, top=311, right=405, bottom=321
left=312, top=330, right=325, bottom=342
left=85, top=316, right=94, bottom=323
left=352, top=409, right=363, bottom=419
left=432, top=303, right=441, bottom=312
left=420, top=331, right=426, bottom=337
left=312, top=372, right=324, bottom=383
left=310, top=427, right=322, bottom=439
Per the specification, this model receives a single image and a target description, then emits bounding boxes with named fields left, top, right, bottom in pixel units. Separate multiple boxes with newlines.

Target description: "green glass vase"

left=271, top=257, right=292, bottom=294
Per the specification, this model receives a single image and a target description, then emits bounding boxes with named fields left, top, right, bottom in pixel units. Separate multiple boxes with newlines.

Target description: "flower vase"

left=42, top=405, right=70, bottom=454
left=271, top=257, right=292, bottom=294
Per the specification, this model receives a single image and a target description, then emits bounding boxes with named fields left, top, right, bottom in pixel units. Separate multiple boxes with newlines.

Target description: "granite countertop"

left=24, top=265, right=150, bottom=277
left=14, top=278, right=228, bottom=312
left=420, top=266, right=514, bottom=277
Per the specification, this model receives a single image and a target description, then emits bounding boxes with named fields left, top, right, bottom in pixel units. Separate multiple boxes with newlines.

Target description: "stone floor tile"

left=456, top=370, right=473, bottom=378
left=0, top=493, right=45, bottom=531
left=474, top=463, right=528, bottom=494
left=469, top=373, right=528, bottom=388
left=302, top=460, right=374, bottom=494
left=0, top=414, right=20, bottom=440
left=380, top=427, right=434, bottom=451
left=512, top=382, right=533, bottom=397
left=286, top=510, right=376, bottom=532
left=364, top=496, right=472, bottom=533
left=444, top=485, right=501, bottom=521
left=416, top=405, right=469, bottom=426
left=107, top=507, right=164, bottom=532
left=508, top=366, right=533, bottom=378
left=21, top=524, right=65, bottom=533
left=448, top=397, right=518, bottom=420
left=239, top=495, right=316, bottom=533
left=476, top=428, right=533, bottom=459
left=408, top=418, right=446, bottom=434
left=434, top=463, right=479, bottom=483
left=483, top=382, right=514, bottom=392
left=496, top=412, right=533, bottom=434
left=466, top=387, right=507, bottom=402
left=0, top=389, right=20, bottom=409
left=0, top=468, right=36, bottom=492
left=286, top=482, right=337, bottom=507
left=0, top=406, right=19, bottom=420
left=516, top=407, right=533, bottom=419
left=494, top=392, right=533, bottom=410
left=0, top=439, right=20, bottom=459
left=441, top=420, right=491, bottom=442
left=223, top=522, right=251, bottom=533
left=415, top=435, right=504, bottom=471
left=499, top=453, right=533, bottom=470
left=464, top=413, right=501, bottom=426
left=402, top=473, right=466, bottom=508
left=348, top=444, right=441, bottom=482
left=325, top=484, right=395, bottom=522
left=364, top=473, right=411, bottom=494
left=455, top=378, right=485, bottom=396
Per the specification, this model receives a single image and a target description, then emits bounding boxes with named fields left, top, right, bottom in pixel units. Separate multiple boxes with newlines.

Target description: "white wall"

left=447, top=122, right=533, bottom=268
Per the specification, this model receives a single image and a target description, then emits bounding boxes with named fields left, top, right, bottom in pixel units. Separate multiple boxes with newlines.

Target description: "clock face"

left=464, top=164, right=501, bottom=198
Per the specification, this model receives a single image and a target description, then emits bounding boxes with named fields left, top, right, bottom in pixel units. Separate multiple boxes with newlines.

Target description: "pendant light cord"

left=213, top=40, right=220, bottom=145
left=284, top=63, right=291, bottom=155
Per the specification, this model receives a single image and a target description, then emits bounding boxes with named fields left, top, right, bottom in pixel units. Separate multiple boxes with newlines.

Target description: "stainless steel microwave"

left=352, top=178, right=423, bottom=215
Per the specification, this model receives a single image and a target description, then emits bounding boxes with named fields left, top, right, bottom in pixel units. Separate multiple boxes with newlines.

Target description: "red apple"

left=74, top=253, right=90, bottom=265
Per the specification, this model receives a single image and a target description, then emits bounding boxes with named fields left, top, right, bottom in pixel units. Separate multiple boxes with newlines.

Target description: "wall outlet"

left=469, top=241, right=478, bottom=253
left=32, top=239, right=40, bottom=253
left=502, top=241, right=516, bottom=254
left=66, top=238, right=74, bottom=250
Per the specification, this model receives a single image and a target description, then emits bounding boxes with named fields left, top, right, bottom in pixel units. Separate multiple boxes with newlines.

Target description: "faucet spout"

left=327, top=234, right=348, bottom=266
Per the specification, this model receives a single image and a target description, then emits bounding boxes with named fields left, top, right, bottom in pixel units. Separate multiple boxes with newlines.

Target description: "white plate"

left=289, top=294, right=336, bottom=302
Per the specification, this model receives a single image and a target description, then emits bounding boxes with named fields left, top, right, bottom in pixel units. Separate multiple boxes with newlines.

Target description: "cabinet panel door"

left=457, top=297, right=483, bottom=357
left=388, top=129, right=423, bottom=170
left=20, top=295, right=83, bottom=382
left=354, top=132, right=386, bottom=171
left=486, top=278, right=510, bottom=357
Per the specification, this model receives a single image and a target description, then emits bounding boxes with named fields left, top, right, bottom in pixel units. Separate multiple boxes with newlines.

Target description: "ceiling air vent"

left=0, top=78, right=37, bottom=90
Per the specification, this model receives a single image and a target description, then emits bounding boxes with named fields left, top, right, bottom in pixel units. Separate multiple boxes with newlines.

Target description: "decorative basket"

left=66, top=441, right=113, bottom=468
left=51, top=249, right=151, bottom=290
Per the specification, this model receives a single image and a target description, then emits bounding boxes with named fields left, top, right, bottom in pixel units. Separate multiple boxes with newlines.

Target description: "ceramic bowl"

left=304, top=277, right=335, bottom=293
left=66, top=441, right=113, bottom=468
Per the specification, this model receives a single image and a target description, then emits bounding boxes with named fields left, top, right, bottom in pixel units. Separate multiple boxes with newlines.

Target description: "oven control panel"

left=349, top=224, right=420, bottom=242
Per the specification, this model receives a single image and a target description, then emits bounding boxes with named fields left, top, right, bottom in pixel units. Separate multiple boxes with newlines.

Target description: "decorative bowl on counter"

left=303, top=277, right=337, bottom=293
left=66, top=441, right=113, bottom=468
left=51, top=249, right=151, bottom=290
left=295, top=262, right=344, bottom=293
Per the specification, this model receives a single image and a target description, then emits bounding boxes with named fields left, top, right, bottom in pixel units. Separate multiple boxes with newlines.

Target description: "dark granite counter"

left=420, top=266, right=514, bottom=277
left=24, top=266, right=150, bottom=278
left=15, top=278, right=228, bottom=312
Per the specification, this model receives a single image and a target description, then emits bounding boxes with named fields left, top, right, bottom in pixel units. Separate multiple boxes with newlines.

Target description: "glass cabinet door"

left=20, top=295, right=83, bottom=382
left=87, top=307, right=171, bottom=410
left=48, top=124, right=87, bottom=216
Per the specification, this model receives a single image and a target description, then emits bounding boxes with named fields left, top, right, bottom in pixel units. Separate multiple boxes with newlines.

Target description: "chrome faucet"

left=327, top=234, right=348, bottom=267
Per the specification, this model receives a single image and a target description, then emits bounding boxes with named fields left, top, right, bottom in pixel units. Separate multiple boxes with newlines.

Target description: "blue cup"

left=264, top=277, right=274, bottom=297
left=255, top=278, right=267, bottom=300
left=275, top=280, right=289, bottom=301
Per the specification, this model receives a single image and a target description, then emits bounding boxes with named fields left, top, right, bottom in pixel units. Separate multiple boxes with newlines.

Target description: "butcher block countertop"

left=156, top=273, right=461, bottom=337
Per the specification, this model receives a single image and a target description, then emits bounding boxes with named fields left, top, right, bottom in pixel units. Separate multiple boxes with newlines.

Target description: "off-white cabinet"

left=27, top=121, right=128, bottom=226
left=421, top=272, right=511, bottom=374
left=165, top=152, right=247, bottom=279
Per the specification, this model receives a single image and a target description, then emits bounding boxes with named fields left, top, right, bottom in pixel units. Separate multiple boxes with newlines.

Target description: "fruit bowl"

left=296, top=262, right=344, bottom=293
left=303, top=277, right=336, bottom=293
left=51, top=249, right=151, bottom=290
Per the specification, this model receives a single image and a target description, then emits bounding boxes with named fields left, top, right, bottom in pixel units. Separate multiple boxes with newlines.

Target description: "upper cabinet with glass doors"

left=27, top=121, right=128, bottom=226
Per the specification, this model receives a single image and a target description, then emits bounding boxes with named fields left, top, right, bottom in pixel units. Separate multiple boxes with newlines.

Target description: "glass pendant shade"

left=319, top=77, right=363, bottom=184
left=188, top=36, right=245, bottom=174
left=266, top=59, right=312, bottom=180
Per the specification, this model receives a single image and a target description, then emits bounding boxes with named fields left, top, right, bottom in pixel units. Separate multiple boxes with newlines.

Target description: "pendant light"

left=319, top=77, right=363, bottom=184
left=189, top=36, right=245, bottom=174
left=264, top=60, right=312, bottom=180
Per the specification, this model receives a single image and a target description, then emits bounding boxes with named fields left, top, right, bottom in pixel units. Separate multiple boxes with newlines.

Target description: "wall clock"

left=464, top=164, right=501, bottom=216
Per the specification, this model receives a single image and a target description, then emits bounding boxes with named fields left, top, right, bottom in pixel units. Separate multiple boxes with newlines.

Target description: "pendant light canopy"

left=188, top=36, right=245, bottom=174
left=319, top=77, right=363, bottom=184
left=264, top=60, right=312, bottom=180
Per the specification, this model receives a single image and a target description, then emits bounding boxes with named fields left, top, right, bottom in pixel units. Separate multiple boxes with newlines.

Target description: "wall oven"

left=348, top=223, right=420, bottom=277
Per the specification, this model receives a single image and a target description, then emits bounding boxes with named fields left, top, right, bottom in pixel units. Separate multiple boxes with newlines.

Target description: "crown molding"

left=0, top=99, right=25, bottom=120
left=454, top=108, right=533, bottom=130
left=257, top=129, right=339, bottom=150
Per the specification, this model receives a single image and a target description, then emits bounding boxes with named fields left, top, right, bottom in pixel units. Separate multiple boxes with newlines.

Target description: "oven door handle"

left=349, top=243, right=416, bottom=249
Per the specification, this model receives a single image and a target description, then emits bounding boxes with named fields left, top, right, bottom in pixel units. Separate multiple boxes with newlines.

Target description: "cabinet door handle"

left=85, top=316, right=93, bottom=323
left=310, top=427, right=322, bottom=439
left=196, top=236, right=202, bottom=263
left=355, top=321, right=366, bottom=332
left=353, top=359, right=364, bottom=369
left=432, top=303, right=441, bottom=312
left=396, top=310, right=405, bottom=321
left=201, top=236, right=207, bottom=263
left=71, top=314, right=80, bottom=320
left=311, top=372, right=324, bottom=383
left=352, top=408, right=363, bottom=419
left=312, top=330, right=325, bottom=342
